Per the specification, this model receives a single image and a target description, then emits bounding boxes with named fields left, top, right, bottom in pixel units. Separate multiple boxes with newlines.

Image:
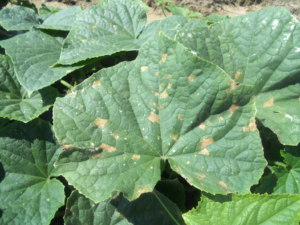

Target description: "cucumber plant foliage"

left=0, top=1, right=300, bottom=225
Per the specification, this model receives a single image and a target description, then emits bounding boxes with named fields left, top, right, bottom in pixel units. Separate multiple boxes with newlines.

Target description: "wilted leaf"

left=183, top=193, right=300, bottom=225
left=53, top=32, right=266, bottom=202
left=0, top=55, right=58, bottom=122
left=0, top=119, right=65, bottom=225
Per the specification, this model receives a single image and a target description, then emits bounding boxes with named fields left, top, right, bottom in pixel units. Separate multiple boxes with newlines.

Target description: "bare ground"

left=7, top=0, right=300, bottom=22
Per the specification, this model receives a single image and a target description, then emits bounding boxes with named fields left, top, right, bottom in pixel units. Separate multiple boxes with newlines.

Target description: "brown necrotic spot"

left=94, top=118, right=107, bottom=128
left=148, top=112, right=159, bottom=123
left=188, top=75, right=196, bottom=82
left=264, top=97, right=274, bottom=107
left=160, top=90, right=169, bottom=99
left=92, top=80, right=101, bottom=88
left=101, top=143, right=116, bottom=152
left=230, top=80, right=237, bottom=90
left=201, top=137, right=214, bottom=149
left=62, top=144, right=73, bottom=152
left=172, top=134, right=178, bottom=141
left=243, top=121, right=257, bottom=132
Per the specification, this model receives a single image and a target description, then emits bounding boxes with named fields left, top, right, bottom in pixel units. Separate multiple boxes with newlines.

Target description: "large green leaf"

left=0, top=30, right=80, bottom=93
left=0, top=119, right=65, bottom=225
left=64, top=191, right=184, bottom=225
left=183, top=193, right=300, bottom=225
left=53, top=32, right=266, bottom=202
left=0, top=6, right=39, bottom=31
left=256, top=146, right=300, bottom=194
left=0, top=6, right=82, bottom=31
left=0, top=55, right=58, bottom=122
left=175, top=7, right=300, bottom=145
left=57, top=0, right=147, bottom=65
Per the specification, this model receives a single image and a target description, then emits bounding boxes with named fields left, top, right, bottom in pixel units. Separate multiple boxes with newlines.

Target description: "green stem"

left=268, top=160, right=287, bottom=168
left=161, top=5, right=167, bottom=17
left=153, top=190, right=181, bottom=225
left=60, top=80, right=73, bottom=89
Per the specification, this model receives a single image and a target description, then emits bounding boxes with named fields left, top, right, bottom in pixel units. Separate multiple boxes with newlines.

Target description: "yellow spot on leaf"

left=199, top=148, right=210, bottom=155
left=229, top=105, right=239, bottom=114
left=66, top=70, right=73, bottom=73
left=101, top=143, right=116, bottom=152
left=168, top=83, right=173, bottom=89
left=153, top=91, right=159, bottom=97
left=201, top=137, right=214, bottom=149
left=230, top=80, right=237, bottom=90
left=81, top=39, right=87, bottom=43
left=166, top=74, right=172, bottom=80
left=218, top=181, right=228, bottom=189
left=218, top=116, right=224, bottom=122
left=131, top=154, right=141, bottom=160
left=141, top=66, right=148, bottom=72
left=177, top=114, right=184, bottom=121
left=242, top=121, right=257, bottom=132
left=92, top=80, right=101, bottom=88
left=160, top=53, right=167, bottom=63
left=160, top=90, right=168, bottom=99
left=199, top=123, right=205, bottom=130
left=110, top=132, right=119, bottom=139
left=148, top=112, right=159, bottom=123
left=94, top=118, right=107, bottom=128
left=264, top=97, right=274, bottom=107
left=91, top=25, right=97, bottom=29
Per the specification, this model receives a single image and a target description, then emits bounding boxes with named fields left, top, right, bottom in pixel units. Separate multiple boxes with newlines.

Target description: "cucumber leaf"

left=0, top=55, right=58, bottom=122
left=175, top=7, right=300, bottom=145
left=0, top=30, right=80, bottom=93
left=53, top=32, right=266, bottom=202
left=256, top=146, right=300, bottom=194
left=0, top=119, right=65, bottom=225
left=183, top=193, right=300, bottom=225
left=57, top=0, right=147, bottom=65
left=64, top=191, right=184, bottom=225
left=0, top=6, right=82, bottom=31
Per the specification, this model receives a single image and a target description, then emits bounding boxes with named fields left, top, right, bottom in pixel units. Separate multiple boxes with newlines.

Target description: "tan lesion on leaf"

left=264, top=97, right=274, bottom=107
left=159, top=90, right=169, bottom=99
left=243, top=121, right=257, bottom=132
left=235, top=71, right=241, bottom=80
left=230, top=80, right=238, bottom=90
left=197, top=173, right=206, bottom=179
left=110, top=132, right=119, bottom=139
left=166, top=74, right=172, bottom=80
left=152, top=91, right=159, bottom=97
left=160, top=53, right=168, bottom=63
left=168, top=83, right=173, bottom=89
left=188, top=75, right=196, bottom=82
left=148, top=112, right=160, bottom=123
left=177, top=114, right=184, bottom=121
left=62, top=144, right=73, bottom=152
left=201, top=137, right=214, bottom=150
left=172, top=134, right=178, bottom=141
left=141, top=66, right=148, bottom=72
left=90, top=153, right=104, bottom=159
left=94, top=118, right=107, bottom=128
left=229, top=105, right=239, bottom=114
left=134, top=185, right=153, bottom=198
left=131, top=154, right=141, bottom=160
left=101, top=143, right=116, bottom=152
left=218, top=181, right=228, bottom=189
left=199, top=148, right=210, bottom=156
left=199, top=123, right=205, bottom=130
left=92, top=80, right=101, bottom=88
